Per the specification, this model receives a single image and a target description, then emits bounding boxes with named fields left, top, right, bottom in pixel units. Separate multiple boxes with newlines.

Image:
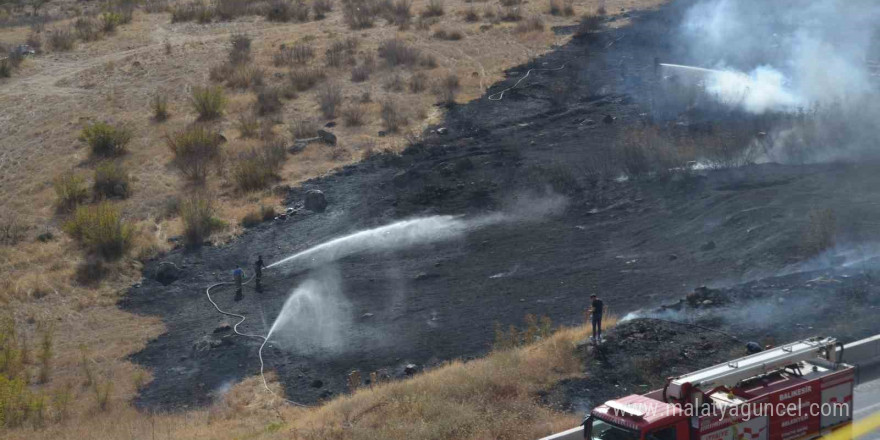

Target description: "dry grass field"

left=0, top=0, right=657, bottom=436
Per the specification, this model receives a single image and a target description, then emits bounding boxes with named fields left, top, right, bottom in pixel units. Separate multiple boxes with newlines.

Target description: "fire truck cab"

left=584, top=337, right=854, bottom=440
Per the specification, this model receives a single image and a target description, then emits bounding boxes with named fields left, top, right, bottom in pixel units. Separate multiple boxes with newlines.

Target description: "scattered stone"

left=213, top=323, right=232, bottom=334
left=361, top=312, right=374, bottom=319
left=668, top=254, right=678, bottom=261
left=436, top=127, right=448, bottom=135
left=303, top=190, right=328, bottom=212
left=404, top=364, right=418, bottom=375
left=310, top=379, right=324, bottom=388
left=324, top=121, right=337, bottom=128
left=700, top=240, right=716, bottom=251
left=603, top=114, right=615, bottom=124
left=316, top=129, right=337, bottom=146
left=378, top=130, right=387, bottom=137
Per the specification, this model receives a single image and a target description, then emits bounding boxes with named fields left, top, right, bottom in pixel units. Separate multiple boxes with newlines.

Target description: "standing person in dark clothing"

left=254, top=256, right=265, bottom=293
left=589, top=294, right=604, bottom=342
left=233, top=266, right=244, bottom=301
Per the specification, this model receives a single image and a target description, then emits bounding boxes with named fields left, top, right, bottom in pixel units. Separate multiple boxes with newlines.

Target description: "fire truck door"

left=645, top=421, right=689, bottom=440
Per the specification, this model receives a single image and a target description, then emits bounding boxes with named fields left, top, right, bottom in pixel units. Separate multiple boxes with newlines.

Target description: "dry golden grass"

left=3, top=318, right=614, bottom=440
left=0, top=0, right=658, bottom=436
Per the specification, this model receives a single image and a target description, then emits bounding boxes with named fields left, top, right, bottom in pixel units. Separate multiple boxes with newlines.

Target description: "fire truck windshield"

left=589, top=418, right=640, bottom=440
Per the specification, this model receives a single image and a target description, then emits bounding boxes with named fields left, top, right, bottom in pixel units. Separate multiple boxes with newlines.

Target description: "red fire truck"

left=581, top=337, right=854, bottom=440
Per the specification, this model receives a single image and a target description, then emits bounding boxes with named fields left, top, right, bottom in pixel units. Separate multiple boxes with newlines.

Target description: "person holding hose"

left=233, top=265, right=244, bottom=301
left=254, top=255, right=265, bottom=293
left=589, top=294, right=604, bottom=343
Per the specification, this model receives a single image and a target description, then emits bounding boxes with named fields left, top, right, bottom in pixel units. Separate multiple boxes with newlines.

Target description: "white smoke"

left=679, top=0, right=880, bottom=114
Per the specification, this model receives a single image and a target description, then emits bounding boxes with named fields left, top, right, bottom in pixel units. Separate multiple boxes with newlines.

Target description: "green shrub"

left=241, top=206, right=276, bottom=227
left=63, top=202, right=133, bottom=260
left=255, top=86, right=283, bottom=116
left=171, top=0, right=214, bottom=22
left=380, top=98, right=407, bottom=132
left=179, top=194, right=225, bottom=247
left=421, top=0, right=443, bottom=17
left=74, top=17, right=101, bottom=41
left=190, top=86, right=226, bottom=119
left=53, top=172, right=89, bottom=211
left=79, top=121, right=132, bottom=157
left=237, top=113, right=260, bottom=138
left=37, top=324, right=53, bottom=384
left=377, top=39, right=420, bottom=67
left=228, top=33, right=252, bottom=65
left=226, top=64, right=265, bottom=89
left=434, top=74, right=459, bottom=104
left=232, top=142, right=286, bottom=191
left=48, top=27, right=76, bottom=51
left=289, top=67, right=326, bottom=91
left=100, top=12, right=123, bottom=33
left=316, top=82, right=342, bottom=118
left=93, top=161, right=131, bottom=199
left=0, top=59, right=10, bottom=78
left=165, top=125, right=223, bottom=182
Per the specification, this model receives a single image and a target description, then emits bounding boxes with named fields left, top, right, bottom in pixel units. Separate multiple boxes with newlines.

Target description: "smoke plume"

left=675, top=0, right=880, bottom=162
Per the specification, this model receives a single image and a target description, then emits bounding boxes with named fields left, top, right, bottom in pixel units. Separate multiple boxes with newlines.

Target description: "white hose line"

left=204, top=271, right=307, bottom=407
left=487, top=63, right=567, bottom=101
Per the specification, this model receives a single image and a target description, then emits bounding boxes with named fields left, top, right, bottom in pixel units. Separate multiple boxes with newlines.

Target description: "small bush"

left=151, top=92, right=169, bottom=121
left=500, top=5, right=522, bottom=21
left=574, top=13, right=601, bottom=38
left=409, top=72, right=428, bottom=93
left=80, top=122, right=132, bottom=157
left=100, top=12, right=123, bottom=33
left=93, top=161, right=131, bottom=199
left=351, top=64, right=371, bottom=82
left=433, top=28, right=463, bottom=40
left=241, top=205, right=277, bottom=227
left=316, top=82, right=343, bottom=118
left=341, top=103, right=366, bottom=126
left=342, top=0, right=379, bottom=29
left=226, top=64, right=265, bottom=89
left=228, top=33, right=252, bottom=65
left=548, top=0, right=573, bottom=16
left=420, top=53, right=438, bottom=68
left=380, top=98, right=407, bottom=133
left=378, top=39, right=420, bottom=67
left=434, top=74, right=459, bottom=104
left=190, top=86, right=227, bottom=119
left=63, top=202, right=133, bottom=260
left=233, top=142, right=287, bottom=191
left=0, top=59, right=10, bottom=78
left=421, top=0, right=443, bottom=17
left=274, top=43, right=314, bottom=66
left=387, top=0, right=412, bottom=27
left=179, top=194, right=224, bottom=247
left=171, top=1, right=214, bottom=22
left=215, top=0, right=252, bottom=19
left=464, top=6, right=479, bottom=21
left=37, top=324, right=53, bottom=384
left=514, top=15, right=543, bottom=32
left=237, top=113, right=260, bottom=138
left=384, top=73, right=404, bottom=91
left=48, top=28, right=75, bottom=51
left=266, top=0, right=309, bottom=21
left=290, top=67, right=326, bottom=91
left=312, top=0, right=333, bottom=18
left=166, top=125, right=223, bottom=182
left=74, top=17, right=101, bottom=42
left=54, top=172, right=89, bottom=211
left=255, top=86, right=284, bottom=115
left=290, top=118, right=319, bottom=140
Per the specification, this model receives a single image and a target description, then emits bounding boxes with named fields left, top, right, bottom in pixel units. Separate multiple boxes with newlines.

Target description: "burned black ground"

left=122, top=2, right=880, bottom=409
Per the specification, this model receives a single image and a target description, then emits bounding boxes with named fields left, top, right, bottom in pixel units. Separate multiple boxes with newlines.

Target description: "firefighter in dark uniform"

left=233, top=266, right=244, bottom=301
left=589, top=294, right=604, bottom=342
left=254, top=255, right=265, bottom=293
